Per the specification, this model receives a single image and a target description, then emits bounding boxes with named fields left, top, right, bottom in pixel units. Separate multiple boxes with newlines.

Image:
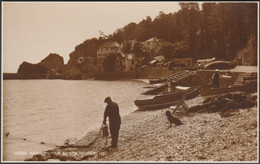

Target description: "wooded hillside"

left=68, top=2, right=257, bottom=64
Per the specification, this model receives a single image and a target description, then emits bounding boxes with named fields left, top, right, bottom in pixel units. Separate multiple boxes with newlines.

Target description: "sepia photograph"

left=1, top=1, right=259, bottom=162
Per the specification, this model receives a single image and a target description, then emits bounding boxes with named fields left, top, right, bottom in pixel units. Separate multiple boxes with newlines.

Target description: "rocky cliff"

left=16, top=53, right=70, bottom=79
left=39, top=53, right=65, bottom=72
left=17, top=61, right=48, bottom=74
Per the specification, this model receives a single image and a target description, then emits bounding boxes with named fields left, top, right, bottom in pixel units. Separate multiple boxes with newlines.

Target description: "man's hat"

left=104, top=97, right=111, bottom=103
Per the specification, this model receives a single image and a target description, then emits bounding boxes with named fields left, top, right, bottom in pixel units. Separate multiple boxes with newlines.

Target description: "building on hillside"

left=96, top=58, right=105, bottom=73
left=80, top=56, right=97, bottom=73
left=115, top=54, right=125, bottom=72
left=153, top=55, right=165, bottom=63
left=236, top=34, right=257, bottom=66
left=196, top=57, right=216, bottom=68
left=97, top=41, right=123, bottom=59
left=77, top=56, right=95, bottom=64
left=77, top=56, right=85, bottom=64
left=124, top=54, right=142, bottom=72
left=172, top=58, right=193, bottom=68
left=142, top=37, right=167, bottom=55
left=123, top=39, right=138, bottom=49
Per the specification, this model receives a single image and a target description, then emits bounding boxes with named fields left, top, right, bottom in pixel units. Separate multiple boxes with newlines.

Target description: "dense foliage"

left=69, top=2, right=257, bottom=62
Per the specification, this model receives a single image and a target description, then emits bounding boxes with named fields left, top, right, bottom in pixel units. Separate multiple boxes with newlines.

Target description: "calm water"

left=3, top=79, right=149, bottom=161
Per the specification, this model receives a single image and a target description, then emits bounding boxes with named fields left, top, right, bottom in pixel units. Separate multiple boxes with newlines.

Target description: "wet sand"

left=26, top=95, right=258, bottom=162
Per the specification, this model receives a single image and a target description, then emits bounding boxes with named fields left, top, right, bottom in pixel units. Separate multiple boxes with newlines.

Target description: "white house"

left=97, top=41, right=123, bottom=59
left=77, top=56, right=85, bottom=64
left=142, top=37, right=167, bottom=55
left=124, top=54, right=142, bottom=72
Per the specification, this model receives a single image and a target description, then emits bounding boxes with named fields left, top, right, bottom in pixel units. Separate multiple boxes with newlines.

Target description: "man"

left=103, top=97, right=121, bottom=148
left=212, top=70, right=220, bottom=89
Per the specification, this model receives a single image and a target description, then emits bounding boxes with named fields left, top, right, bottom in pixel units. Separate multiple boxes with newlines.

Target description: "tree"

left=122, top=40, right=132, bottom=54
left=158, top=44, right=174, bottom=60
left=132, top=41, right=146, bottom=57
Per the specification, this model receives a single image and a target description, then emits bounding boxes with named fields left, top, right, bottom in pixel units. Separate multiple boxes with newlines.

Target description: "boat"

left=141, top=83, right=168, bottom=95
left=149, top=78, right=167, bottom=84
left=143, top=71, right=196, bottom=95
left=135, top=86, right=199, bottom=110
left=148, top=70, right=190, bottom=84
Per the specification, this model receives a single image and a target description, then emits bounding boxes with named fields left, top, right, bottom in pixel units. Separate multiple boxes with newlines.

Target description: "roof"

left=99, top=41, right=121, bottom=48
left=144, top=37, right=166, bottom=43
left=150, top=59, right=159, bottom=64
left=153, top=56, right=165, bottom=62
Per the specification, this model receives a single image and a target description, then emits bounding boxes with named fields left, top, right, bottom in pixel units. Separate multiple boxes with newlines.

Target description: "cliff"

left=17, top=61, right=48, bottom=74
left=39, top=53, right=65, bottom=72
left=67, top=38, right=107, bottom=67
left=16, top=53, right=68, bottom=79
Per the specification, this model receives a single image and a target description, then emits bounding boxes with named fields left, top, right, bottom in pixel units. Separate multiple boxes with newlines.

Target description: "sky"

left=2, top=2, right=182, bottom=73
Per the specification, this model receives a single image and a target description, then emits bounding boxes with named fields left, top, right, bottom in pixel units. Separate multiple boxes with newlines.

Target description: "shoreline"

left=24, top=95, right=258, bottom=162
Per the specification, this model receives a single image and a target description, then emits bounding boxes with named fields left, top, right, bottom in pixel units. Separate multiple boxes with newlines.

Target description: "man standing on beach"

left=103, top=97, right=121, bottom=148
left=212, top=69, right=220, bottom=89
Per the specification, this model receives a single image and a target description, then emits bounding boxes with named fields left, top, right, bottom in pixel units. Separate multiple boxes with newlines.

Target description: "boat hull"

left=135, top=92, right=182, bottom=110
left=135, top=87, right=200, bottom=110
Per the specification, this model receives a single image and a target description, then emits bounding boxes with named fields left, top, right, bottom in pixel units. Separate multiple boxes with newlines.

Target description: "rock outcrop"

left=39, top=53, right=64, bottom=73
left=17, top=61, right=48, bottom=74
left=63, top=66, right=82, bottom=80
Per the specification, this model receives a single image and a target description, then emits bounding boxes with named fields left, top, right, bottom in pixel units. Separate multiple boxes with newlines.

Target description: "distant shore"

left=3, top=66, right=257, bottom=80
left=3, top=73, right=47, bottom=80
left=3, top=67, right=174, bottom=80
left=25, top=95, right=257, bottom=161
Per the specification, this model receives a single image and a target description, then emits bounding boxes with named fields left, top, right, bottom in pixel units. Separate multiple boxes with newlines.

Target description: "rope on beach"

left=56, top=125, right=103, bottom=149
left=5, top=125, right=105, bottom=150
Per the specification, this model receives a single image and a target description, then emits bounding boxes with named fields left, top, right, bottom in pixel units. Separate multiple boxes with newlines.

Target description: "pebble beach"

left=26, top=95, right=258, bottom=162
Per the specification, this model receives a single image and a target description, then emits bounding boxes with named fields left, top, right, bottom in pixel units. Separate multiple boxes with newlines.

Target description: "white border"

left=1, top=1, right=259, bottom=163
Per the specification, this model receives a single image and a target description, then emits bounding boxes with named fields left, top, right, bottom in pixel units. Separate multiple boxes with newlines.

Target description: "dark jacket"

left=103, top=102, right=121, bottom=126
left=213, top=72, right=219, bottom=84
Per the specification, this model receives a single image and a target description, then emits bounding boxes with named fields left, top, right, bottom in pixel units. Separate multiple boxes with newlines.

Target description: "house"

left=124, top=54, right=141, bottom=72
left=236, top=34, right=257, bottom=66
left=77, top=56, right=85, bottom=64
left=97, top=41, right=123, bottom=59
left=142, top=37, right=167, bottom=55
left=96, top=58, right=105, bottom=73
left=153, top=55, right=165, bottom=62
left=149, top=59, right=159, bottom=67
left=196, top=57, right=216, bottom=68
left=80, top=56, right=98, bottom=73
left=115, top=54, right=125, bottom=72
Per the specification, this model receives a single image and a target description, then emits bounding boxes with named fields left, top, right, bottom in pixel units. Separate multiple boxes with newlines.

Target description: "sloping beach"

left=26, top=95, right=258, bottom=162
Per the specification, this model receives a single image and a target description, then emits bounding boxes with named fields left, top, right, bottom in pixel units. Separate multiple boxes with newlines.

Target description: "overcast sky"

left=2, top=2, right=182, bottom=73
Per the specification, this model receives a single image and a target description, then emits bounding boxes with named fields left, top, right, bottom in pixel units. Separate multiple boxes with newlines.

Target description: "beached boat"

left=143, top=71, right=196, bottom=95
left=149, top=78, right=167, bottom=84
left=135, top=86, right=199, bottom=110
left=141, top=83, right=168, bottom=95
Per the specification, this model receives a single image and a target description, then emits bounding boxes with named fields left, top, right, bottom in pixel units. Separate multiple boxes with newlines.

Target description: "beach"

left=26, top=95, right=258, bottom=162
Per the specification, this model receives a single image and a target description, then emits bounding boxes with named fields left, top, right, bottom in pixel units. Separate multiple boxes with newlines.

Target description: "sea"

left=2, top=79, right=150, bottom=161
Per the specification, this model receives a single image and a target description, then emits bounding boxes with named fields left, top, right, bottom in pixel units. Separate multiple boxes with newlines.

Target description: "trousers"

left=109, top=122, right=121, bottom=147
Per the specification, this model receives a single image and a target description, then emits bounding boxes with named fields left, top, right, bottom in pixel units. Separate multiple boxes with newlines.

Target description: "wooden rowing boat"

left=135, top=86, right=199, bottom=110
